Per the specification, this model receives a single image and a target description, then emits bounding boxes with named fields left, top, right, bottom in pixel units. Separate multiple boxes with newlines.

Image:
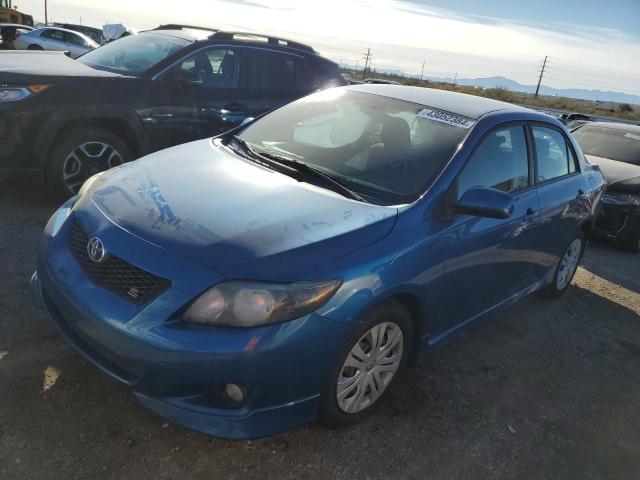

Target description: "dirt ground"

left=1, top=175, right=639, bottom=480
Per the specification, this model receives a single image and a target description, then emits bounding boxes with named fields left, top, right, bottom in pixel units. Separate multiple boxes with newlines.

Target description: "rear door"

left=244, top=48, right=317, bottom=118
left=138, top=46, right=248, bottom=151
left=529, top=124, right=585, bottom=273
left=441, top=123, right=541, bottom=329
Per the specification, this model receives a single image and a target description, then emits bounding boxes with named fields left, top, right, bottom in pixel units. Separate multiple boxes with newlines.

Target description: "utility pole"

left=535, top=56, right=548, bottom=98
left=453, top=72, right=458, bottom=86
left=44, top=0, right=48, bottom=25
left=420, top=60, right=426, bottom=81
left=362, top=48, right=372, bottom=80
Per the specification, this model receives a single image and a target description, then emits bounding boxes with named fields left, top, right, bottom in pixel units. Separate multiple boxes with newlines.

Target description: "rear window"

left=573, top=125, right=640, bottom=165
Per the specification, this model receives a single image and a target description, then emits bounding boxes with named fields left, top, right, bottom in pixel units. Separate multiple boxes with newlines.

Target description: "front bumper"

left=594, top=195, right=640, bottom=238
left=31, top=201, right=351, bottom=439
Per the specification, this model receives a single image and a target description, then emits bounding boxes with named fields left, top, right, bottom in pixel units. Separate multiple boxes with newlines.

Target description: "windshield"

left=573, top=124, right=640, bottom=165
left=78, top=33, right=190, bottom=75
left=238, top=90, right=471, bottom=205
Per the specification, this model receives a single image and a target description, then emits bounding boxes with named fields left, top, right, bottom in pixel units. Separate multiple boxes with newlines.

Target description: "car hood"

left=585, top=155, right=640, bottom=195
left=0, top=51, right=120, bottom=81
left=87, top=139, right=398, bottom=279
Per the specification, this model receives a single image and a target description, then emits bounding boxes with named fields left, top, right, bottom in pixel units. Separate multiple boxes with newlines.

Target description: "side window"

left=532, top=126, right=577, bottom=181
left=296, top=60, right=340, bottom=91
left=174, top=48, right=239, bottom=88
left=65, top=32, right=85, bottom=46
left=456, top=125, right=529, bottom=199
left=42, top=30, right=65, bottom=41
left=246, top=49, right=296, bottom=91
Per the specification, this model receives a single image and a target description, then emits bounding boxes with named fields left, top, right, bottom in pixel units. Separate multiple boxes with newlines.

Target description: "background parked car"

left=14, top=26, right=98, bottom=57
left=0, top=25, right=346, bottom=196
left=53, top=22, right=105, bottom=44
left=572, top=122, right=640, bottom=252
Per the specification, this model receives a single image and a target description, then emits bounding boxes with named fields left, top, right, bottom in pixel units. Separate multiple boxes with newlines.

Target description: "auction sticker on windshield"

left=417, top=108, right=475, bottom=129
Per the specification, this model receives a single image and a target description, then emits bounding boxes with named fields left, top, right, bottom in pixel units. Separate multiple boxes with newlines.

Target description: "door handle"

left=526, top=207, right=537, bottom=216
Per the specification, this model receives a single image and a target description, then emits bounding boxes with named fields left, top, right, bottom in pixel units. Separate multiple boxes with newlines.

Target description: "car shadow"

left=582, top=238, right=640, bottom=294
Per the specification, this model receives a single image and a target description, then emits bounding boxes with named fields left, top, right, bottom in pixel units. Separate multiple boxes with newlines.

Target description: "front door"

left=441, top=124, right=541, bottom=331
left=137, top=47, right=247, bottom=151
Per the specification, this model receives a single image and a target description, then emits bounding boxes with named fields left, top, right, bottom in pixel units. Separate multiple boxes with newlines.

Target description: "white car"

left=15, top=26, right=98, bottom=58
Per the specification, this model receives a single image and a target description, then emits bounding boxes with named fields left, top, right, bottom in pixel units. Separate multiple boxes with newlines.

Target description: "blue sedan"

left=31, top=85, right=605, bottom=439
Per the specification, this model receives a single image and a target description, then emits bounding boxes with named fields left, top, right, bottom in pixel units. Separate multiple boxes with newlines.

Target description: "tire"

left=614, top=215, right=640, bottom=254
left=27, top=44, right=43, bottom=50
left=320, top=300, right=413, bottom=428
left=45, top=126, right=133, bottom=198
left=543, top=230, right=586, bottom=299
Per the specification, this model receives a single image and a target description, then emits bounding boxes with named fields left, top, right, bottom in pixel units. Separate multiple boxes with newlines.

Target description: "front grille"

left=68, top=220, right=171, bottom=305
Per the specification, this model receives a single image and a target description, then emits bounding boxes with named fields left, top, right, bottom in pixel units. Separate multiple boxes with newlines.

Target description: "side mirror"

left=241, top=117, right=255, bottom=126
left=457, top=187, right=515, bottom=219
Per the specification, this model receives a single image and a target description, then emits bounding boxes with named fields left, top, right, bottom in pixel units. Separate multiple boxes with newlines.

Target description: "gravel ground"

left=1, top=175, right=639, bottom=480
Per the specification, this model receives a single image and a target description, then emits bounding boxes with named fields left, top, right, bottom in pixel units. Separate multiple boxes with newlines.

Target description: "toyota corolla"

left=31, top=85, right=605, bottom=439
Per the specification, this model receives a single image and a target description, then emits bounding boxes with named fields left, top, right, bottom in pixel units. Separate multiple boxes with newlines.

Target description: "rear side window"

left=246, top=49, right=296, bottom=91
left=532, top=126, right=577, bottom=181
left=456, top=125, right=530, bottom=199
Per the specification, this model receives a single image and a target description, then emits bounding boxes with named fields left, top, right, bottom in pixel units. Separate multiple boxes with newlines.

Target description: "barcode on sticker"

left=417, top=108, right=475, bottom=129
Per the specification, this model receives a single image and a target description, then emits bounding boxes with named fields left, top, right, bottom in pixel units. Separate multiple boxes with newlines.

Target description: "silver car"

left=14, top=26, right=98, bottom=58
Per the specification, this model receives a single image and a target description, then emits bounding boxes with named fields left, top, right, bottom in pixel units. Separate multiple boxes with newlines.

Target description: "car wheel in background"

left=543, top=230, right=586, bottom=299
left=46, top=127, right=133, bottom=198
left=27, top=44, right=43, bottom=50
left=614, top=215, right=640, bottom=254
left=320, top=300, right=413, bottom=427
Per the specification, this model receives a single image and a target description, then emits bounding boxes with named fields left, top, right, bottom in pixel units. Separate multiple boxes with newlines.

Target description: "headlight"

left=183, top=280, right=341, bottom=327
left=603, top=192, right=640, bottom=206
left=0, top=85, right=50, bottom=103
left=50, top=197, right=76, bottom=236
left=77, top=172, right=104, bottom=198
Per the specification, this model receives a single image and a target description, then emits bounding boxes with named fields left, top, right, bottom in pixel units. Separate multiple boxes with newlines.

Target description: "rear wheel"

left=27, top=44, right=43, bottom=50
left=46, top=127, right=132, bottom=198
left=543, top=231, right=585, bottom=299
left=320, top=300, right=413, bottom=427
left=614, top=215, right=640, bottom=253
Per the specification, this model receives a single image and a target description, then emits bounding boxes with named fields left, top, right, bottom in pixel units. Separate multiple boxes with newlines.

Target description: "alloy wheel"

left=556, top=238, right=582, bottom=290
left=336, top=322, right=404, bottom=414
left=62, top=142, right=124, bottom=194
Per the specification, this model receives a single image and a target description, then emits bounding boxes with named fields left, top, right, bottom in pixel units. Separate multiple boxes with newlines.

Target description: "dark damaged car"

left=0, top=25, right=345, bottom=196
left=572, top=122, right=640, bottom=252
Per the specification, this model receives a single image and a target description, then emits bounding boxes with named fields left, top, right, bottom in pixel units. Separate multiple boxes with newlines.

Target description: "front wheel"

left=46, top=127, right=133, bottom=198
left=27, top=44, right=43, bottom=50
left=320, top=300, right=413, bottom=427
left=543, top=231, right=585, bottom=299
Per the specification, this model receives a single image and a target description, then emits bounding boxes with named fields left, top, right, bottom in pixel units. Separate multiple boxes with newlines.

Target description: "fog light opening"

left=225, top=383, right=245, bottom=403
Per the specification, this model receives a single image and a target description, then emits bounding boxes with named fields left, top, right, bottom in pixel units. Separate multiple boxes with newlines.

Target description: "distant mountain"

left=342, top=65, right=640, bottom=105
left=449, top=76, right=640, bottom=105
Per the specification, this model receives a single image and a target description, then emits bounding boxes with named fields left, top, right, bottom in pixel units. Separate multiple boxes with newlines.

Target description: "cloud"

left=18, top=0, right=640, bottom=94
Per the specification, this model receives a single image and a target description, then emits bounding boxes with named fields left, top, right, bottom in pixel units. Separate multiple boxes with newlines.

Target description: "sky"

left=15, top=0, right=640, bottom=96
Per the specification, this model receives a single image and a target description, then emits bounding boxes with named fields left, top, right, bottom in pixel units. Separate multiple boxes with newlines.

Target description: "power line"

left=535, top=56, right=548, bottom=98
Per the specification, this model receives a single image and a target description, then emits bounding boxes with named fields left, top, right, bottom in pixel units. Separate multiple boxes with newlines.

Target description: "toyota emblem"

left=86, top=237, right=106, bottom=263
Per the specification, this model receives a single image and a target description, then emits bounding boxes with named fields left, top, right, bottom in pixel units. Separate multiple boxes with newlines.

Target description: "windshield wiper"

left=231, top=136, right=368, bottom=203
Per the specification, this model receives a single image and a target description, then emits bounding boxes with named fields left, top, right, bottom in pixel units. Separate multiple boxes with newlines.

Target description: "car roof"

left=581, top=121, right=640, bottom=132
left=346, top=84, right=530, bottom=119
left=0, top=23, right=34, bottom=28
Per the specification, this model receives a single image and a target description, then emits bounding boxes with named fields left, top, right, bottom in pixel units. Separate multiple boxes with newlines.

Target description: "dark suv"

left=0, top=25, right=345, bottom=196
